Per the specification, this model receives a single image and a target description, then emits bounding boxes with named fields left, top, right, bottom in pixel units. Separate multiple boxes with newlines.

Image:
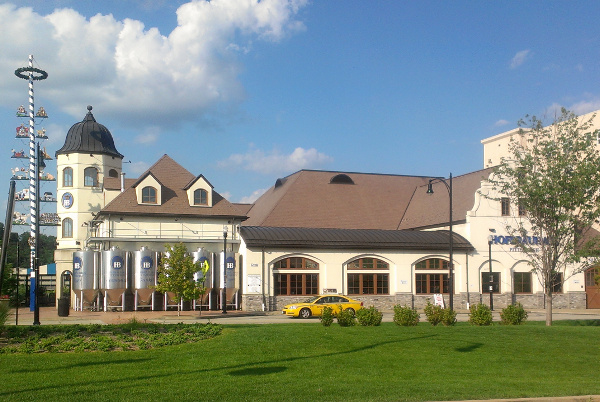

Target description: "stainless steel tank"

left=72, top=248, right=99, bottom=309
left=100, top=247, right=130, bottom=310
left=133, top=247, right=158, bottom=309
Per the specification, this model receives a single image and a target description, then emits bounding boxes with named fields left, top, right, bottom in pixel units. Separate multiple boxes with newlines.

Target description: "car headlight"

left=287, top=305, right=297, bottom=310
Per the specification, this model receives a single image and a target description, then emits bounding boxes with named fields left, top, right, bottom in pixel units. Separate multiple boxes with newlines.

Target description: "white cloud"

left=510, top=49, right=531, bottom=69
left=494, top=119, right=510, bottom=127
left=219, top=146, right=334, bottom=175
left=135, top=126, right=160, bottom=144
left=238, top=188, right=267, bottom=203
left=0, top=0, right=308, bottom=126
left=545, top=98, right=600, bottom=118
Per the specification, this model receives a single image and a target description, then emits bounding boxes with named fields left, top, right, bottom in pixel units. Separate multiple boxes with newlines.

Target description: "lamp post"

left=487, top=235, right=494, bottom=310
left=222, top=225, right=228, bottom=314
left=426, top=173, right=454, bottom=310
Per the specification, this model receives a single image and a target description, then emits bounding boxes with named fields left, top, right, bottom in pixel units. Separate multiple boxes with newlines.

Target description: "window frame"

left=62, top=217, right=73, bottom=238
left=513, top=272, right=532, bottom=294
left=63, top=167, right=73, bottom=187
left=273, top=257, right=319, bottom=270
left=501, top=197, right=510, bottom=216
left=551, top=272, right=563, bottom=294
left=415, top=273, right=450, bottom=294
left=347, top=273, right=389, bottom=295
left=481, top=272, right=501, bottom=294
left=193, top=189, right=208, bottom=206
left=274, top=273, right=319, bottom=296
left=141, top=186, right=157, bottom=204
left=84, top=167, right=98, bottom=187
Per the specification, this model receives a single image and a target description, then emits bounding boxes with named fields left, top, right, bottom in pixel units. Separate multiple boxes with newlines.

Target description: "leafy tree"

left=485, top=108, right=600, bottom=325
left=155, top=243, right=208, bottom=316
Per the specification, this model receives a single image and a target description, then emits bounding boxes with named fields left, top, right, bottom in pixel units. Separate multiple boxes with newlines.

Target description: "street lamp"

left=426, top=173, right=454, bottom=310
left=222, top=225, right=228, bottom=314
left=487, top=235, right=494, bottom=310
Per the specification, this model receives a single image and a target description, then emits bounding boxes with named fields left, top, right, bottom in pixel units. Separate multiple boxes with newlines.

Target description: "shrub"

left=500, top=303, right=528, bottom=325
left=356, top=306, right=383, bottom=326
left=0, top=300, right=10, bottom=327
left=336, top=307, right=356, bottom=327
left=469, top=303, right=493, bottom=326
left=441, top=307, right=457, bottom=326
left=320, top=306, right=334, bottom=327
left=424, top=301, right=444, bottom=326
left=393, top=305, right=420, bottom=326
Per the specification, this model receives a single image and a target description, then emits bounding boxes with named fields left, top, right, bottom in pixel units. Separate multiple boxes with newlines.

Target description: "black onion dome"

left=55, top=106, right=123, bottom=158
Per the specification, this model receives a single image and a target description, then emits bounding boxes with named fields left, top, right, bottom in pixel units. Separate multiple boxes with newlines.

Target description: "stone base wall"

left=242, top=291, right=588, bottom=312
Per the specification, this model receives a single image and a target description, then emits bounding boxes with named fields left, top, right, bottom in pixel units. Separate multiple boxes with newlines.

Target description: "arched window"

left=274, top=257, right=319, bottom=296
left=108, top=169, right=118, bottom=178
left=84, top=167, right=98, bottom=187
left=62, top=218, right=73, bottom=238
left=347, top=257, right=389, bottom=295
left=142, top=186, right=157, bottom=204
left=63, top=167, right=73, bottom=187
left=194, top=189, right=208, bottom=205
left=415, top=258, right=450, bottom=294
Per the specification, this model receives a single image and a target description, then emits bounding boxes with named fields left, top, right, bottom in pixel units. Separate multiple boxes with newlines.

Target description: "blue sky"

left=1, top=0, right=599, bottom=234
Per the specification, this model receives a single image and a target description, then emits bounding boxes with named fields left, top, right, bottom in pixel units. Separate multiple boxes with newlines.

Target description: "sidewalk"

left=6, top=306, right=600, bottom=326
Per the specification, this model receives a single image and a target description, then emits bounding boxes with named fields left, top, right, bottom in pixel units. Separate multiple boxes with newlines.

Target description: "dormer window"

left=84, top=167, right=98, bottom=187
left=142, top=186, right=157, bottom=204
left=194, top=189, right=208, bottom=205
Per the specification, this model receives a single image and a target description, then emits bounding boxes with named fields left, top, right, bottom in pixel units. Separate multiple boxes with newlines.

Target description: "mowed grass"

left=1, top=322, right=599, bottom=401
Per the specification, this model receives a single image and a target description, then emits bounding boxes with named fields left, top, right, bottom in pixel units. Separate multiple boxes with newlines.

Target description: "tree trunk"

left=545, top=291, right=552, bottom=326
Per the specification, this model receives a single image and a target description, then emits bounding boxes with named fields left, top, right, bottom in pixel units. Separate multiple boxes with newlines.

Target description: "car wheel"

left=345, top=308, right=355, bottom=316
left=299, top=308, right=312, bottom=319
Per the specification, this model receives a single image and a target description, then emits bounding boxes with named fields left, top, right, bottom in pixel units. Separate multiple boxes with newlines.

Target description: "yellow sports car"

left=282, top=295, right=364, bottom=318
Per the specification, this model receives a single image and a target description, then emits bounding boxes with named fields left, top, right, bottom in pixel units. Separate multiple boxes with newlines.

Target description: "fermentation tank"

left=133, top=247, right=158, bottom=310
left=72, top=249, right=99, bottom=310
left=100, top=247, right=130, bottom=311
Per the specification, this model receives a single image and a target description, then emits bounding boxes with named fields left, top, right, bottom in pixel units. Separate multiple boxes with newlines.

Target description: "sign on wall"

left=247, top=274, right=261, bottom=293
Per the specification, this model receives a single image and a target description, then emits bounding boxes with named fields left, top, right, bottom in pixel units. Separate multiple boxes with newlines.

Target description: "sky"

left=1, top=0, right=600, bottom=235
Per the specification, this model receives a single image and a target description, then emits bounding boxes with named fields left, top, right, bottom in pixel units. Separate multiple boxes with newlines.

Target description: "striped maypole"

left=15, top=55, right=48, bottom=325
left=27, top=54, right=36, bottom=272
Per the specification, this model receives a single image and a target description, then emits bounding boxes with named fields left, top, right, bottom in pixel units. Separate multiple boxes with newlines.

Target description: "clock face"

left=62, top=192, right=74, bottom=209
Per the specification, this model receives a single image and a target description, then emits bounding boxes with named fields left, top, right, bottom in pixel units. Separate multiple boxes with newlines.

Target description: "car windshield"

left=304, top=296, right=320, bottom=303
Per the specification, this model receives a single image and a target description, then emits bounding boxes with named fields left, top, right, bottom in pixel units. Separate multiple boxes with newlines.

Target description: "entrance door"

left=585, top=267, right=600, bottom=308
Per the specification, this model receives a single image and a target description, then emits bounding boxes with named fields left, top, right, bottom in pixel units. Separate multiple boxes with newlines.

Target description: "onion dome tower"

left=54, top=106, right=124, bottom=288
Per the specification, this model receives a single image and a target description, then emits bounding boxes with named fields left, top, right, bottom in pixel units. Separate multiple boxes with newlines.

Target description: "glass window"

left=84, top=167, right=98, bottom=187
left=415, top=258, right=448, bottom=270
left=108, top=169, right=118, bottom=178
left=348, top=257, right=389, bottom=270
left=347, top=273, right=389, bottom=295
left=62, top=218, right=73, bottom=238
left=551, top=272, right=563, bottom=293
left=63, top=167, right=73, bottom=187
left=274, top=273, right=318, bottom=296
left=415, top=273, right=449, bottom=294
left=142, top=186, right=157, bottom=204
left=514, top=272, right=532, bottom=293
left=194, top=189, right=208, bottom=205
left=586, top=268, right=600, bottom=287
left=501, top=198, right=510, bottom=216
left=274, top=257, right=319, bottom=270
left=481, top=272, right=501, bottom=293
left=518, top=200, right=526, bottom=216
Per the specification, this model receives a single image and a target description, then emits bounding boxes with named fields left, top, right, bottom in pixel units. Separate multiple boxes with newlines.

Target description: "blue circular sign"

left=62, top=192, right=74, bottom=209
left=141, top=256, right=153, bottom=270
left=112, top=255, right=124, bottom=270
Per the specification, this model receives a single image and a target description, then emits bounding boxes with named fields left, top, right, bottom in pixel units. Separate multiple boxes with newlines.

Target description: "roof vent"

left=274, top=177, right=287, bottom=188
left=330, top=174, right=354, bottom=185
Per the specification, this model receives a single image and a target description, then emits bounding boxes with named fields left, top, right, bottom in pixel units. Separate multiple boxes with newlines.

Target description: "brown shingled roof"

left=244, top=170, right=431, bottom=230
left=244, top=168, right=493, bottom=231
left=98, top=154, right=247, bottom=219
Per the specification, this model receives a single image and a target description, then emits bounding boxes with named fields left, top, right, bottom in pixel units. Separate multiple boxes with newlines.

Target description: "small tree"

left=155, top=243, right=207, bottom=316
left=485, top=108, right=600, bottom=325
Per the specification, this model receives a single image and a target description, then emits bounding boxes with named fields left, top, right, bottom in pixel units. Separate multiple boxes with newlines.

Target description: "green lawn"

left=1, top=322, right=599, bottom=401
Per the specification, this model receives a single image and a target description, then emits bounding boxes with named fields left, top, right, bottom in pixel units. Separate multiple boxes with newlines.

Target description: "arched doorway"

left=585, top=267, right=600, bottom=308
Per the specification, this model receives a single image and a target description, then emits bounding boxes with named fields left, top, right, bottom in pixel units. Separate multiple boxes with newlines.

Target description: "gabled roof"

left=183, top=174, right=214, bottom=191
left=243, top=169, right=492, bottom=230
left=132, top=171, right=162, bottom=189
left=98, top=154, right=247, bottom=219
left=243, top=170, right=430, bottom=230
left=241, top=226, right=474, bottom=251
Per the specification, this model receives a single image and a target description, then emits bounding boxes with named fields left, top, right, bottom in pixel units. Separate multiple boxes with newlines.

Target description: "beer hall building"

left=54, top=107, right=600, bottom=313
